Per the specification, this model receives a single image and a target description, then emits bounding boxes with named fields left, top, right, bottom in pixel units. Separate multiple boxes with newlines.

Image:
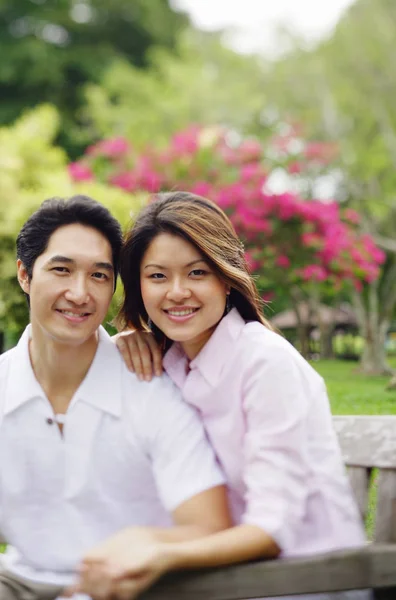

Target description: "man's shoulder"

left=121, top=366, right=184, bottom=405
left=120, top=366, right=194, bottom=427
left=0, top=347, right=17, bottom=406
left=0, top=346, right=17, bottom=373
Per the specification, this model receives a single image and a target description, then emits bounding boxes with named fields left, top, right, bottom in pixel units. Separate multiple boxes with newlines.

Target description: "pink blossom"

left=138, top=170, right=162, bottom=193
left=110, top=171, right=137, bottom=192
left=240, top=163, right=265, bottom=182
left=362, top=263, right=380, bottom=283
left=262, top=291, right=275, bottom=302
left=361, top=235, right=386, bottom=264
left=276, top=255, right=291, bottom=268
left=190, top=182, right=212, bottom=197
left=372, top=247, right=386, bottom=264
left=288, top=161, right=302, bottom=174
left=218, top=145, right=240, bottom=165
left=301, top=232, right=322, bottom=248
left=344, top=208, right=361, bottom=225
left=304, top=141, right=338, bottom=163
left=87, top=137, right=130, bottom=158
left=353, top=280, right=363, bottom=292
left=237, top=205, right=272, bottom=234
left=244, top=251, right=260, bottom=271
left=277, top=193, right=298, bottom=220
left=238, top=139, right=262, bottom=162
left=68, top=162, right=93, bottom=182
left=301, top=264, right=328, bottom=282
left=171, top=128, right=199, bottom=156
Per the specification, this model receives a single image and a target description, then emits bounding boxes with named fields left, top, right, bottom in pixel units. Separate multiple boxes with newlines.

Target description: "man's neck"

left=28, top=327, right=99, bottom=414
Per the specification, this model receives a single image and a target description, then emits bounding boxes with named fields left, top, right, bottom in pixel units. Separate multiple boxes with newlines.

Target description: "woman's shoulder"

left=239, top=320, right=297, bottom=357
left=235, top=320, right=322, bottom=382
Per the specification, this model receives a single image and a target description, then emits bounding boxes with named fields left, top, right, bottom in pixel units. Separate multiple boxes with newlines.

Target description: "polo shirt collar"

left=164, top=308, right=246, bottom=389
left=4, top=325, right=122, bottom=418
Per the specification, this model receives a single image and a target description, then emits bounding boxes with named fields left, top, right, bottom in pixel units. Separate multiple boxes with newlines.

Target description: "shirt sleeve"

left=142, top=375, right=225, bottom=512
left=241, top=345, right=321, bottom=552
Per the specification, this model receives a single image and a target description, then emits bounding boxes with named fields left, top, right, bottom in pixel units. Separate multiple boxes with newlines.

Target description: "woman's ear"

left=17, top=259, right=30, bottom=295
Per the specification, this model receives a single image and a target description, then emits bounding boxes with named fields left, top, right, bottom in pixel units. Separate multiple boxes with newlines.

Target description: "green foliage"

left=82, top=30, right=269, bottom=149
left=0, top=105, right=143, bottom=342
left=0, top=0, right=188, bottom=156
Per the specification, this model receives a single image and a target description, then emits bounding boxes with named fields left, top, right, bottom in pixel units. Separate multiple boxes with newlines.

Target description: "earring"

left=226, top=294, right=231, bottom=314
left=147, top=317, right=153, bottom=330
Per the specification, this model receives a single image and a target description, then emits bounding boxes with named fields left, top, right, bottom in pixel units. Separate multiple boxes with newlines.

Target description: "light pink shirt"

left=163, top=308, right=366, bottom=557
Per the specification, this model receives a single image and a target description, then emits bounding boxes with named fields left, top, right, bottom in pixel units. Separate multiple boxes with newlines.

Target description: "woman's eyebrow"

left=144, top=259, right=207, bottom=270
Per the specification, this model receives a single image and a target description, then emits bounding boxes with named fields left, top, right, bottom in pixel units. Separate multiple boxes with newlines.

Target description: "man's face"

left=17, top=223, right=114, bottom=348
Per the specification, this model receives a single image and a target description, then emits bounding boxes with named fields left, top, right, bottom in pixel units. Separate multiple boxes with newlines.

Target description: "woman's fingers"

left=149, top=337, right=163, bottom=378
left=77, top=562, right=114, bottom=599
left=110, top=569, right=159, bottom=600
left=114, top=331, right=163, bottom=381
left=139, top=334, right=163, bottom=379
left=136, top=335, right=155, bottom=381
left=115, top=335, right=136, bottom=373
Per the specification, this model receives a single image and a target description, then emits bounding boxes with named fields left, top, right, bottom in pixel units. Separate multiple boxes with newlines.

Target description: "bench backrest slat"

left=333, top=416, right=396, bottom=468
left=334, top=416, right=396, bottom=544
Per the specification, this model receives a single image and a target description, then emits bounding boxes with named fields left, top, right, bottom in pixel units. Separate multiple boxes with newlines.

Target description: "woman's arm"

left=162, top=523, right=279, bottom=569
left=74, top=524, right=279, bottom=600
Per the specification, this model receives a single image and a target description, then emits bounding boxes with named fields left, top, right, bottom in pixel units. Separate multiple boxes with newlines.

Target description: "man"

left=0, top=196, right=229, bottom=600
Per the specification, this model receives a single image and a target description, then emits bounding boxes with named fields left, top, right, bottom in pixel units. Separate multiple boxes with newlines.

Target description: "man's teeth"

left=60, top=310, right=87, bottom=317
left=167, top=309, right=197, bottom=316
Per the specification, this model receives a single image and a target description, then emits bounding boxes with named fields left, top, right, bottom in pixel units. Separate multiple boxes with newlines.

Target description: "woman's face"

left=140, top=232, right=229, bottom=359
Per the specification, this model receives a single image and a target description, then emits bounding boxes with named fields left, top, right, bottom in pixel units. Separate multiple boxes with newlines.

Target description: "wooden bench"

left=1, top=416, right=396, bottom=598
left=141, top=415, right=396, bottom=600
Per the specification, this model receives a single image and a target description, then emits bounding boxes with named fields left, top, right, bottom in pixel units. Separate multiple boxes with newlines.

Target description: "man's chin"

left=48, top=328, right=100, bottom=348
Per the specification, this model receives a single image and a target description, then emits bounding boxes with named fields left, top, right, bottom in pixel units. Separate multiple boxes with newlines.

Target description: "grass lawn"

left=311, top=357, right=396, bottom=415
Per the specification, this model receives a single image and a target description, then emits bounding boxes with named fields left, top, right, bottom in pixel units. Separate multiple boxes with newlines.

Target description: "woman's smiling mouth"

left=163, top=307, right=200, bottom=321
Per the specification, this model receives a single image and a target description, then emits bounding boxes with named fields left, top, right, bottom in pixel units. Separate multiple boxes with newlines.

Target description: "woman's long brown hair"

left=117, top=191, right=273, bottom=340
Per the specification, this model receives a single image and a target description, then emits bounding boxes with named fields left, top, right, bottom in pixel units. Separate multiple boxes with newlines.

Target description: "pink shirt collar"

left=163, top=308, right=246, bottom=389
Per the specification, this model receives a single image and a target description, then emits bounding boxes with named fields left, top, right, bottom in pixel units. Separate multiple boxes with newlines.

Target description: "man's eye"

left=149, top=273, right=165, bottom=279
left=51, top=267, right=69, bottom=273
left=92, top=272, right=108, bottom=280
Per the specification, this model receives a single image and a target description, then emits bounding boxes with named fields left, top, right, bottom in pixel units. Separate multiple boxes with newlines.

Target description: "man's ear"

left=17, top=259, right=30, bottom=294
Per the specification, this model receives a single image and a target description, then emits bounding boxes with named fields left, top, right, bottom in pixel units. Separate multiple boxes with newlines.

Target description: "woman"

left=78, top=191, right=370, bottom=600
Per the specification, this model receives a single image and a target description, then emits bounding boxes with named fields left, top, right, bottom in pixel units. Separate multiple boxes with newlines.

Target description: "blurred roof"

left=270, top=302, right=357, bottom=329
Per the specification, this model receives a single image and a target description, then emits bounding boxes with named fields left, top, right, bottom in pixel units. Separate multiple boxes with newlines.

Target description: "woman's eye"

left=190, top=269, right=207, bottom=277
left=149, top=273, right=166, bottom=280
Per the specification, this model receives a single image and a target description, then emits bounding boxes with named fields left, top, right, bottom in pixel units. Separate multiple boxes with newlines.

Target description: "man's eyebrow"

left=46, top=256, right=114, bottom=271
left=46, top=255, right=75, bottom=265
left=94, top=262, right=114, bottom=272
left=144, top=259, right=207, bottom=270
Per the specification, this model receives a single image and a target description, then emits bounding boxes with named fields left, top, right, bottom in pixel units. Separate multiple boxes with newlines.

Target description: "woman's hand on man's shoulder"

left=112, top=329, right=163, bottom=382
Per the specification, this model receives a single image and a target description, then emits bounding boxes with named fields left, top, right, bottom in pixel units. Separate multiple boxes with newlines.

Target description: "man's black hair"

left=16, top=195, right=123, bottom=301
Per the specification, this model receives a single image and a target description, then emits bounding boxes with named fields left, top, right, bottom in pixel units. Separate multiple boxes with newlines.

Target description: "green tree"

left=263, top=0, right=396, bottom=375
left=80, top=30, right=269, bottom=149
left=0, top=104, right=143, bottom=348
left=0, top=0, right=188, bottom=156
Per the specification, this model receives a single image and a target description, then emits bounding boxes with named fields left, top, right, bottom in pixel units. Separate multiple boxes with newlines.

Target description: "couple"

left=0, top=191, right=369, bottom=600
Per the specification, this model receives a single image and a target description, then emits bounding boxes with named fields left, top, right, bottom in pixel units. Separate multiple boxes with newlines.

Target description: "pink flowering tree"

left=69, top=126, right=385, bottom=359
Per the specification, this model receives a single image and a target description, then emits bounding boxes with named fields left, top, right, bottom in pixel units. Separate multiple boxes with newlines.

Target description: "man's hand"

left=73, top=527, right=171, bottom=600
left=113, top=330, right=163, bottom=381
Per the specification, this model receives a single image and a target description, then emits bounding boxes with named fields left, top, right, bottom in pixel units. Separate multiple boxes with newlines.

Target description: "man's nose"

left=65, top=276, right=89, bottom=304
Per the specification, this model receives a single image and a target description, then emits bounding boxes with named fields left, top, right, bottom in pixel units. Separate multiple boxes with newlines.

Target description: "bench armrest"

left=142, top=544, right=396, bottom=599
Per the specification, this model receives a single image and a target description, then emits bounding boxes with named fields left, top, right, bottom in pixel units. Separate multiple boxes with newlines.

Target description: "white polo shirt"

left=0, top=326, right=224, bottom=586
